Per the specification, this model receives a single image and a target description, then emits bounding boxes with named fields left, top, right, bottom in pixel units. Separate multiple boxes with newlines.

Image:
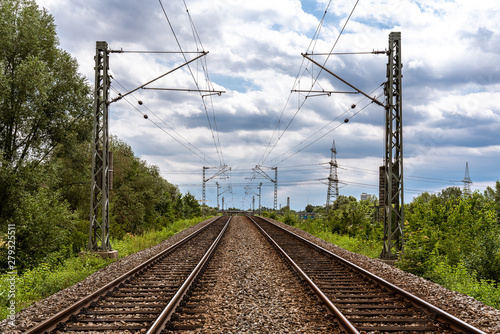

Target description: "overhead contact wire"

left=159, top=0, right=225, bottom=166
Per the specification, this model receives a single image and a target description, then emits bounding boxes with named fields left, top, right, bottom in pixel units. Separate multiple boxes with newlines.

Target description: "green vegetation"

left=112, top=217, right=206, bottom=257
left=276, top=187, right=500, bottom=310
left=276, top=196, right=383, bottom=259
left=0, top=216, right=206, bottom=320
left=398, top=186, right=500, bottom=309
left=280, top=214, right=382, bottom=258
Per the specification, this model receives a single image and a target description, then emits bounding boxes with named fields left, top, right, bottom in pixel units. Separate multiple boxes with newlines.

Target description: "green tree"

left=0, top=0, right=92, bottom=217
left=484, top=181, right=500, bottom=220
left=326, top=196, right=377, bottom=238
left=182, top=192, right=201, bottom=219
left=107, top=137, right=192, bottom=238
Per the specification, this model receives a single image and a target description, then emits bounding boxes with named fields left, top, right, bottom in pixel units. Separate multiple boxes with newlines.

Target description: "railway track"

left=250, top=216, right=486, bottom=334
left=20, top=215, right=488, bottom=333
left=25, top=216, right=230, bottom=334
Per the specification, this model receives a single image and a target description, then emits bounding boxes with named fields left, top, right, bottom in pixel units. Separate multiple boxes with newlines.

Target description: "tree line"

left=0, top=0, right=201, bottom=273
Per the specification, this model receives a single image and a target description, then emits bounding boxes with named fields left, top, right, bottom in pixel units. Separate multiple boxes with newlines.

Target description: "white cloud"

left=34, top=0, right=500, bottom=209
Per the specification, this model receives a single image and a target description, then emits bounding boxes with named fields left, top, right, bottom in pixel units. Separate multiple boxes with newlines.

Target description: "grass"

left=112, top=217, right=207, bottom=258
left=0, top=216, right=208, bottom=321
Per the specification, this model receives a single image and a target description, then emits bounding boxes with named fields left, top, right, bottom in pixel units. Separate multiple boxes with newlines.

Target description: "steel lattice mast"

left=301, top=32, right=404, bottom=260
left=203, top=165, right=231, bottom=206
left=381, top=32, right=404, bottom=260
left=326, top=140, right=339, bottom=207
left=253, top=166, right=278, bottom=211
left=462, top=162, right=472, bottom=196
left=88, top=41, right=112, bottom=252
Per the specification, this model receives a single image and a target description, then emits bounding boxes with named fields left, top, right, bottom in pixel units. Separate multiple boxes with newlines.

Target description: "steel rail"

left=249, top=217, right=360, bottom=334
left=147, top=216, right=231, bottom=333
left=256, top=216, right=487, bottom=334
left=24, top=217, right=222, bottom=334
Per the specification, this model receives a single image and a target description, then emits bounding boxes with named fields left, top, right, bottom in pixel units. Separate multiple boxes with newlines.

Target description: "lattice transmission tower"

left=326, top=140, right=339, bottom=207
left=462, top=162, right=472, bottom=196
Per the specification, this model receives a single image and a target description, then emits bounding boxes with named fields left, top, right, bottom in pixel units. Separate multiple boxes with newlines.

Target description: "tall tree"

left=0, top=0, right=92, bottom=217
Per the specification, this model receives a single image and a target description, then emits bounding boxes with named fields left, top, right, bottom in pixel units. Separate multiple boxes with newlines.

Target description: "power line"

left=258, top=0, right=361, bottom=167
left=268, top=89, right=384, bottom=166
left=110, top=85, right=219, bottom=166
left=256, top=0, right=334, bottom=167
left=158, top=0, right=225, bottom=166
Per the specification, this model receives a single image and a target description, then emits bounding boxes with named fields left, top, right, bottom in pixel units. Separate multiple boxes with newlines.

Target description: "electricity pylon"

left=462, top=162, right=472, bottom=196
left=326, top=140, right=339, bottom=208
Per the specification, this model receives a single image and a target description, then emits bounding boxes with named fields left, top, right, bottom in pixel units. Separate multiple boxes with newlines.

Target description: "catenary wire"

left=258, top=0, right=361, bottom=167
left=111, top=78, right=219, bottom=165
left=110, top=85, right=219, bottom=166
left=158, top=0, right=225, bottom=166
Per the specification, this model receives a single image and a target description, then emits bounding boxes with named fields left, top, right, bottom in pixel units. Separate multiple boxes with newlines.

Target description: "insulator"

left=143, top=114, right=148, bottom=119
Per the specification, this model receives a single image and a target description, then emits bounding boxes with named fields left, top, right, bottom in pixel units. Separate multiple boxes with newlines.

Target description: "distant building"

left=360, top=193, right=371, bottom=201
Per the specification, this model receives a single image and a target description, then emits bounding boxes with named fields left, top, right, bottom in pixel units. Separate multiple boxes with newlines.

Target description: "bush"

left=1, top=188, right=76, bottom=272
left=428, top=261, right=500, bottom=309
left=282, top=213, right=298, bottom=225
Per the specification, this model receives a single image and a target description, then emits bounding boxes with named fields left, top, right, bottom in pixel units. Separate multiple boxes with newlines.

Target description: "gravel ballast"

left=178, top=216, right=339, bottom=333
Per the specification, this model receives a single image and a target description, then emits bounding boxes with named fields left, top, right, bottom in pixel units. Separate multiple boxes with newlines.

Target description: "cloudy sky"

left=36, top=0, right=500, bottom=210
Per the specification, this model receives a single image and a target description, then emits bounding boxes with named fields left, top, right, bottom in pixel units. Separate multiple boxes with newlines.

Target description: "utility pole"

left=300, top=32, right=404, bottom=260
left=380, top=32, right=404, bottom=260
left=87, top=41, right=222, bottom=251
left=88, top=41, right=113, bottom=254
left=326, top=139, right=339, bottom=208
left=253, top=166, right=278, bottom=211
left=462, top=162, right=472, bottom=196
left=258, top=182, right=262, bottom=215
left=216, top=182, right=220, bottom=210
left=244, top=182, right=263, bottom=215
left=202, top=165, right=231, bottom=207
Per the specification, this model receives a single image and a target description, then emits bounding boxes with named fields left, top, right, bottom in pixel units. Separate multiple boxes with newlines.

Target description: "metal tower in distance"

left=326, top=140, right=339, bottom=207
left=462, top=162, right=472, bottom=196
